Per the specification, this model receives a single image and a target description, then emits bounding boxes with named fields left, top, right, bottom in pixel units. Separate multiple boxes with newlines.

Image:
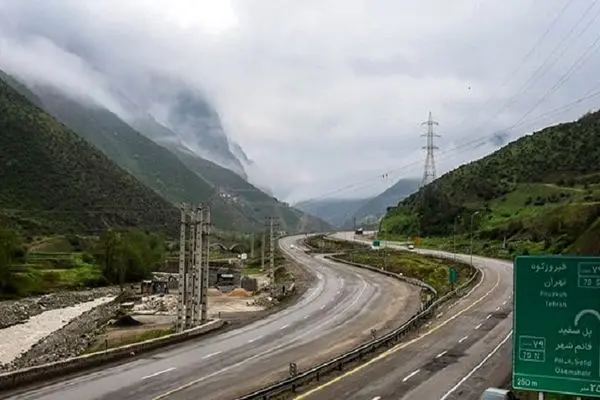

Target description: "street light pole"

left=470, top=211, right=479, bottom=266
left=453, top=216, right=460, bottom=261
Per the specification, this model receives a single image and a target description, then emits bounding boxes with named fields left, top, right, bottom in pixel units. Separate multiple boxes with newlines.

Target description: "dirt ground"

left=91, top=256, right=312, bottom=350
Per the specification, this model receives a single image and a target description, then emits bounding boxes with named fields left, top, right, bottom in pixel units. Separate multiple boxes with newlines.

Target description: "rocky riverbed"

left=0, top=286, right=121, bottom=329
left=0, top=296, right=118, bottom=369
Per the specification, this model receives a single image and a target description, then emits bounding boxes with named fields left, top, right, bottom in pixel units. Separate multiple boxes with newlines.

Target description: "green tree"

left=97, top=228, right=166, bottom=289
left=0, top=229, right=23, bottom=293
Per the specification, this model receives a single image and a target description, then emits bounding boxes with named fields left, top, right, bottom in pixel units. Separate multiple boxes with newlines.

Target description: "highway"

left=296, top=232, right=513, bottom=400
left=4, top=235, right=421, bottom=400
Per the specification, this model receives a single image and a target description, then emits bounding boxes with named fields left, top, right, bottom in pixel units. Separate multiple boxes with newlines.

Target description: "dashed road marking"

left=435, top=351, right=447, bottom=359
left=402, top=369, right=420, bottom=382
left=486, top=314, right=491, bottom=320
left=280, top=324, right=289, bottom=330
left=458, top=335, right=469, bottom=343
left=475, top=323, right=482, bottom=330
left=247, top=337, right=261, bottom=343
left=440, top=331, right=513, bottom=400
left=202, top=351, right=222, bottom=360
left=142, top=367, right=176, bottom=380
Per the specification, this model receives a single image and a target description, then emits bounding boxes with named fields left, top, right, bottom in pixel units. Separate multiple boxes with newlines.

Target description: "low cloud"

left=0, top=0, right=599, bottom=203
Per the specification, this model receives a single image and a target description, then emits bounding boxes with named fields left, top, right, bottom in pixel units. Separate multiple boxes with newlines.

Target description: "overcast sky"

left=1, top=0, right=599, bottom=203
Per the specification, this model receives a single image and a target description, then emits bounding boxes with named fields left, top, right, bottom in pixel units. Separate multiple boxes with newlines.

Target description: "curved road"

left=299, top=232, right=513, bottom=400
left=4, top=235, right=421, bottom=400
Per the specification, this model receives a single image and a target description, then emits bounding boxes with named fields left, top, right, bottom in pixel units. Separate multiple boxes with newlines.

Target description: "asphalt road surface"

left=298, top=232, right=513, bottom=400
left=4, top=235, right=421, bottom=400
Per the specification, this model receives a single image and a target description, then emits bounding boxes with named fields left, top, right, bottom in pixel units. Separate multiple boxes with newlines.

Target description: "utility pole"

left=470, top=211, right=479, bottom=266
left=200, top=205, right=210, bottom=323
left=453, top=215, right=460, bottom=261
left=185, top=208, right=196, bottom=329
left=265, top=217, right=279, bottom=295
left=191, top=206, right=202, bottom=327
left=261, top=230, right=265, bottom=271
left=420, top=111, right=440, bottom=187
left=177, top=204, right=188, bottom=333
left=269, top=217, right=275, bottom=290
left=250, top=232, right=255, bottom=259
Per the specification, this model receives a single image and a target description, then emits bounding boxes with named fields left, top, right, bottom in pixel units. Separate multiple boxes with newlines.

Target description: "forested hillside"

left=0, top=77, right=177, bottom=235
left=381, top=110, right=600, bottom=255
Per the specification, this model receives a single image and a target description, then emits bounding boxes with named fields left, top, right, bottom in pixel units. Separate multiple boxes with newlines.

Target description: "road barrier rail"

left=236, top=249, right=481, bottom=400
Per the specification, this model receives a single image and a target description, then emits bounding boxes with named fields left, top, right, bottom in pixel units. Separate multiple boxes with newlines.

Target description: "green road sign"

left=372, top=240, right=380, bottom=247
left=449, top=267, right=458, bottom=284
left=513, top=255, right=600, bottom=397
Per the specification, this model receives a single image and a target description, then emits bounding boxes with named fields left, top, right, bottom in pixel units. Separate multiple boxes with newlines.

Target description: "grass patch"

left=86, top=326, right=176, bottom=353
left=305, top=235, right=370, bottom=253
left=241, top=266, right=262, bottom=275
left=336, top=249, right=471, bottom=295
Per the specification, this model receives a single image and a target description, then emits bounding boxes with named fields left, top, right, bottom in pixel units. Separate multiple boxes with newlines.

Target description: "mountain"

left=26, top=84, right=258, bottom=231
left=3, top=75, right=329, bottom=233
left=116, top=76, right=248, bottom=178
left=346, top=178, right=420, bottom=227
left=132, top=117, right=330, bottom=233
left=0, top=74, right=177, bottom=234
left=381, top=110, right=600, bottom=255
left=295, top=198, right=370, bottom=228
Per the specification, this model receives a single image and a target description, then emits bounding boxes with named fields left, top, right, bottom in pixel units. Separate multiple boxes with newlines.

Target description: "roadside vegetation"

left=0, top=228, right=167, bottom=299
left=304, top=234, right=370, bottom=252
left=305, top=235, right=470, bottom=295
left=335, top=249, right=470, bottom=295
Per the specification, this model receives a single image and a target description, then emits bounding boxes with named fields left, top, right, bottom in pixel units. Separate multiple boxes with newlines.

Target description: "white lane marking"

left=436, top=313, right=443, bottom=318
left=458, top=335, right=469, bottom=343
left=440, top=330, right=513, bottom=400
left=402, top=369, right=420, bottom=382
left=486, top=314, right=491, bottom=320
left=303, top=315, right=310, bottom=319
left=371, top=397, right=381, bottom=400
left=495, top=306, right=500, bottom=311
left=141, top=367, right=176, bottom=380
left=202, top=351, right=222, bottom=360
left=475, top=323, right=482, bottom=330
left=247, top=336, right=261, bottom=343
left=435, top=350, right=447, bottom=359
left=320, top=304, right=326, bottom=310
left=280, top=324, right=289, bottom=330
left=502, top=301, right=507, bottom=305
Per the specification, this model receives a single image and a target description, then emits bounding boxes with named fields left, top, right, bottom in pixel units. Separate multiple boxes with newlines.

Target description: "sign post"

left=448, top=267, right=458, bottom=291
left=513, top=255, right=600, bottom=398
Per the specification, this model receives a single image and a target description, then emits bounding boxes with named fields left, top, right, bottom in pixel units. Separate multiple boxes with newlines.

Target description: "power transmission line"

left=450, top=0, right=574, bottom=133
left=421, top=112, right=440, bottom=186
left=295, top=89, right=600, bottom=206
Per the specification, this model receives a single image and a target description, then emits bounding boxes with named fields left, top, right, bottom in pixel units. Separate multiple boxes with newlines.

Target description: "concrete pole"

left=269, top=217, right=275, bottom=291
left=201, top=206, right=210, bottom=323
left=193, top=206, right=202, bottom=327
left=177, top=204, right=188, bottom=332
left=470, top=211, right=479, bottom=267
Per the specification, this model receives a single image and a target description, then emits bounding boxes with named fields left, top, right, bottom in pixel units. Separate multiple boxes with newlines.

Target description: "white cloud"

left=0, top=0, right=599, bottom=204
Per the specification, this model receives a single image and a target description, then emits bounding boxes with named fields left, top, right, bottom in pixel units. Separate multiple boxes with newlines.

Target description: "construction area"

left=88, top=208, right=297, bottom=350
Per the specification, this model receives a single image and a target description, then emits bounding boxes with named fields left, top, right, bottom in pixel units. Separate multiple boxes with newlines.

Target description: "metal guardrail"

left=236, top=242, right=481, bottom=400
